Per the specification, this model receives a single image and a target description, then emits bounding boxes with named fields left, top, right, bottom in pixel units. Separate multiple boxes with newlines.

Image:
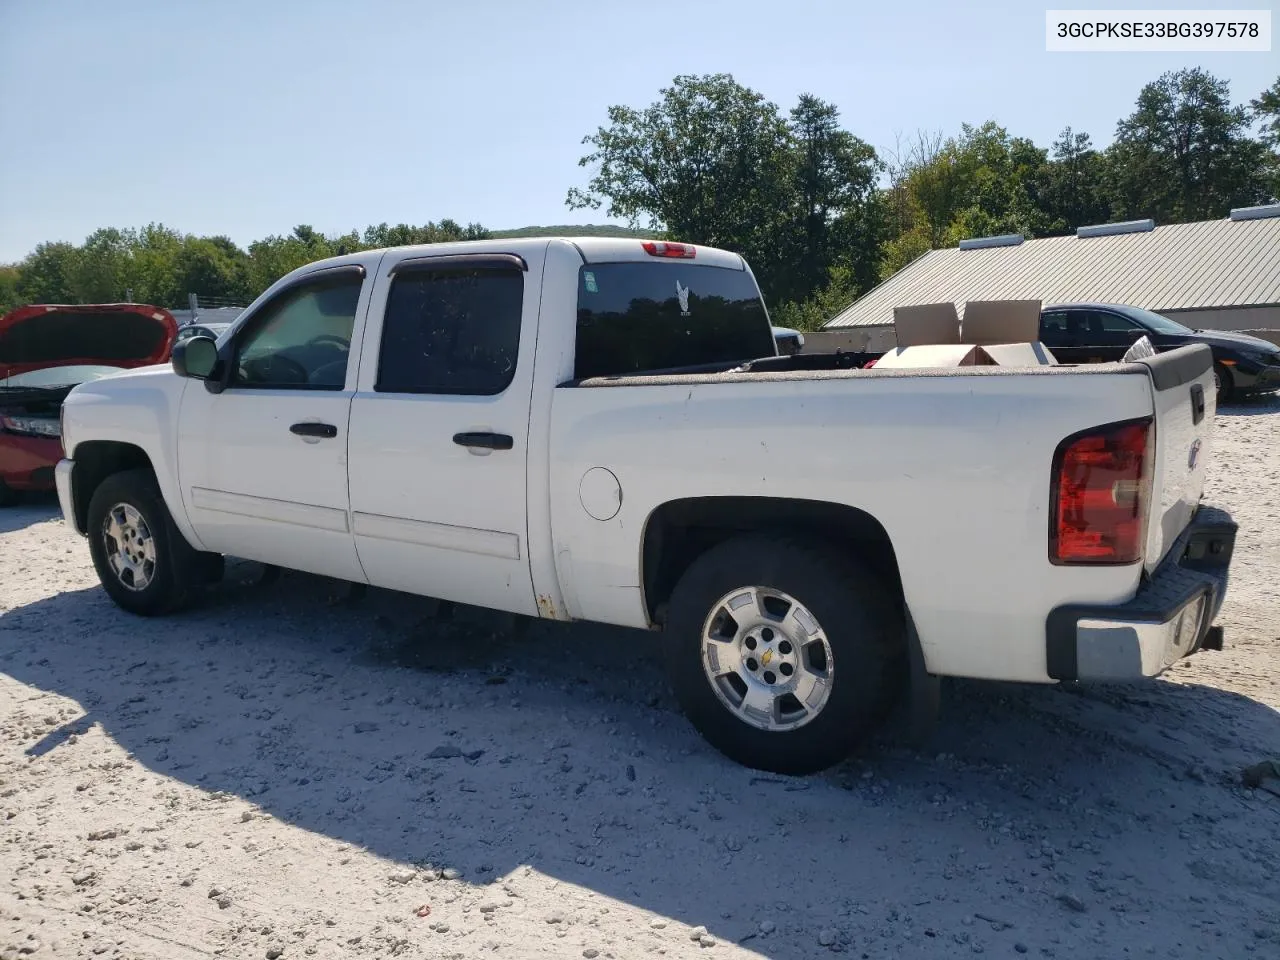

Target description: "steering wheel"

left=308, top=335, right=350, bottom=350
left=241, top=353, right=309, bottom=385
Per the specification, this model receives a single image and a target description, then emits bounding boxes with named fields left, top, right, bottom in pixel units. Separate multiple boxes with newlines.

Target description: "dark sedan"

left=1040, top=302, right=1280, bottom=403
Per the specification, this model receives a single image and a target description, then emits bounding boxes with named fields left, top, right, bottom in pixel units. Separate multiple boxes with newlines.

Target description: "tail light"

left=1050, top=418, right=1153, bottom=565
left=642, top=241, right=696, bottom=259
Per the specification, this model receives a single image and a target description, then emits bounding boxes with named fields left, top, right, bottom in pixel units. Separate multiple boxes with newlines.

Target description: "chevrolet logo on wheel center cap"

left=761, top=649, right=773, bottom=666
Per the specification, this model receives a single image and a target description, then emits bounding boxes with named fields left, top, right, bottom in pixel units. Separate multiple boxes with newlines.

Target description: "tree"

left=245, top=226, right=334, bottom=296
left=1108, top=68, right=1269, bottom=221
left=784, top=95, right=882, bottom=304
left=0, top=265, right=20, bottom=313
left=128, top=223, right=185, bottom=305
left=771, top=264, right=861, bottom=332
left=361, top=220, right=489, bottom=249
left=1251, top=76, right=1280, bottom=199
left=567, top=73, right=796, bottom=294
left=1250, top=76, right=1280, bottom=148
left=1037, top=127, right=1112, bottom=233
left=890, top=123, right=1049, bottom=246
left=64, top=227, right=133, bottom=303
left=16, top=242, right=77, bottom=304
left=172, top=237, right=251, bottom=304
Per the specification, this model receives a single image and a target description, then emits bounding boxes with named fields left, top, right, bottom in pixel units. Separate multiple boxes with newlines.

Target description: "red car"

left=0, top=303, right=177, bottom=505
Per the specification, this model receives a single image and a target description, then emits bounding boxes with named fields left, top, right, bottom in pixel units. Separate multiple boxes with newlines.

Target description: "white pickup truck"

left=54, top=237, right=1237, bottom=774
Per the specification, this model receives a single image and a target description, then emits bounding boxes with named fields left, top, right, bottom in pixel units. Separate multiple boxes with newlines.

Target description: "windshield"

left=574, top=262, right=774, bottom=379
left=0, top=364, right=125, bottom=388
left=1125, top=306, right=1194, bottom=335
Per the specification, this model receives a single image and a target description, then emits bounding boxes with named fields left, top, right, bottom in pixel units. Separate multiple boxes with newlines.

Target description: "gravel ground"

left=2, top=397, right=1278, bottom=960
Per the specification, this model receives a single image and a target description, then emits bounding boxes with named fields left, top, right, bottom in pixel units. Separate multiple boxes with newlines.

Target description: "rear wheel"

left=662, top=535, right=905, bottom=775
left=1213, top=363, right=1234, bottom=406
left=0, top=478, right=19, bottom=507
left=86, top=468, right=211, bottom=616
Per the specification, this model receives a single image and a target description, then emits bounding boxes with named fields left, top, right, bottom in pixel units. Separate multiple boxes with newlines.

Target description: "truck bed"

left=549, top=346, right=1215, bottom=683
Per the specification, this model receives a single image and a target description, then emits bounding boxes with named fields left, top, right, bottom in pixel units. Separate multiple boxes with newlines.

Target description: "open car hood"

left=0, top=303, right=177, bottom=380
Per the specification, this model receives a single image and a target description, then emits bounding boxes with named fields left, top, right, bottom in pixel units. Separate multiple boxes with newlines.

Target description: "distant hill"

left=490, top=224, right=661, bottom=239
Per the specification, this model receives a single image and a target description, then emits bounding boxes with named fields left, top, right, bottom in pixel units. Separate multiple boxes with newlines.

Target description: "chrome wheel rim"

left=700, top=586, right=834, bottom=731
left=102, top=502, right=157, bottom=592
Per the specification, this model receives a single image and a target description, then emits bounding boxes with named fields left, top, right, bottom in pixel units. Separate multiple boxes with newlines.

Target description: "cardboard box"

left=893, top=303, right=961, bottom=347
left=959, top=300, right=1042, bottom=345
left=884, top=299, right=1058, bottom=368
left=873, top=344, right=998, bottom=368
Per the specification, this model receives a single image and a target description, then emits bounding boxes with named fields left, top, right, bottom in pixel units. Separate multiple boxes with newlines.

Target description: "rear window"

left=574, top=263, right=774, bottom=380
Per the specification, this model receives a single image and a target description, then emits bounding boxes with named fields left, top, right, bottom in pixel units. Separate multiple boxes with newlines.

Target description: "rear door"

left=346, top=249, right=542, bottom=616
left=1039, top=310, right=1081, bottom=362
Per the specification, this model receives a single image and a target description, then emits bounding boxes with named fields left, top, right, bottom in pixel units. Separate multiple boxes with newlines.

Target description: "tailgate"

left=1134, top=344, right=1216, bottom=573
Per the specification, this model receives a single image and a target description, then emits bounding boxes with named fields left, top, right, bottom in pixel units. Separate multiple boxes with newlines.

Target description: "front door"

left=346, top=250, right=541, bottom=615
left=176, top=262, right=375, bottom=583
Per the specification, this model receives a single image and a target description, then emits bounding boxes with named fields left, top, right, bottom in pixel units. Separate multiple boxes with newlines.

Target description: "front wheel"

left=662, top=535, right=905, bottom=775
left=86, top=468, right=208, bottom=616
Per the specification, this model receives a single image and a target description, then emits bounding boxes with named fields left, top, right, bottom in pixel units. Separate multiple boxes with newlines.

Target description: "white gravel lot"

left=2, top=397, right=1278, bottom=960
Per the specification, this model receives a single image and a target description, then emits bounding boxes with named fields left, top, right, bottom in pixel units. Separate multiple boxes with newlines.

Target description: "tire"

left=1213, top=363, right=1234, bottom=406
left=86, top=468, right=208, bottom=616
left=662, top=534, right=905, bottom=775
left=0, top=478, right=19, bottom=507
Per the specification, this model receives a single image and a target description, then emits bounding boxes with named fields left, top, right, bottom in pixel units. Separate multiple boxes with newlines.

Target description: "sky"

left=0, top=0, right=1275, bottom=263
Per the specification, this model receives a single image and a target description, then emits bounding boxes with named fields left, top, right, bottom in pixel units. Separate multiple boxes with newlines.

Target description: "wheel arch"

left=69, top=440, right=157, bottom=534
left=640, top=496, right=905, bottom=627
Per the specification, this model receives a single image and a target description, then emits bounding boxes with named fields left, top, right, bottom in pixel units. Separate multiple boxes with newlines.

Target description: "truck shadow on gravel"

left=0, top=495, right=59, bottom=534
left=4, top=569, right=1279, bottom=956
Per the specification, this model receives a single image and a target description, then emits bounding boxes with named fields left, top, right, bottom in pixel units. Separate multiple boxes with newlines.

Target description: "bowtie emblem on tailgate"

left=1188, top=438, right=1202, bottom=471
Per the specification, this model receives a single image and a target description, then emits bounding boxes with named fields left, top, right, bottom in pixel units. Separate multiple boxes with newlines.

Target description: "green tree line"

left=570, top=68, right=1280, bottom=329
left=0, top=220, right=489, bottom=315
left=3, top=68, right=1277, bottom=330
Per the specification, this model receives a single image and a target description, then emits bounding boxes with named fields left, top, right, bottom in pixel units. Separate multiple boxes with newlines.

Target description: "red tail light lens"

left=641, top=241, right=696, bottom=258
left=1050, top=419, right=1153, bottom=564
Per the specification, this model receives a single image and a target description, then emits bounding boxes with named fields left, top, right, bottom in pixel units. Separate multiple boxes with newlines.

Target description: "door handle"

left=290, top=421, right=338, bottom=439
left=1190, top=384, right=1205, bottom=424
left=453, top=431, right=513, bottom=451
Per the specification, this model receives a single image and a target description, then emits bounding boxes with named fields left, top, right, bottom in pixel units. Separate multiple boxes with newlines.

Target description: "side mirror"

left=172, top=336, right=220, bottom=380
left=772, top=326, right=805, bottom=356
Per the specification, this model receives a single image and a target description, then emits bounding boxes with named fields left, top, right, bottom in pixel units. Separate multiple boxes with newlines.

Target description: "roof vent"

left=958, top=233, right=1024, bottom=250
left=1076, top=219, right=1155, bottom=238
left=1230, top=203, right=1280, bottom=222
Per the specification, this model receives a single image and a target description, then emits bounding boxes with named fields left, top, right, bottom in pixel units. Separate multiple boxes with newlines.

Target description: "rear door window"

left=574, top=263, right=774, bottom=379
left=376, top=266, right=524, bottom=396
left=1039, top=311, right=1073, bottom=348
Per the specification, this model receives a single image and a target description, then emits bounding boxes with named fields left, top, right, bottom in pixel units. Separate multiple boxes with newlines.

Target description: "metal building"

left=812, top=204, right=1280, bottom=352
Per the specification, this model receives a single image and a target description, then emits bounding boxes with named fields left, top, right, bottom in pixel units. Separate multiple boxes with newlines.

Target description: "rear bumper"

left=1046, top=504, right=1236, bottom=681
left=55, top=458, right=81, bottom=534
